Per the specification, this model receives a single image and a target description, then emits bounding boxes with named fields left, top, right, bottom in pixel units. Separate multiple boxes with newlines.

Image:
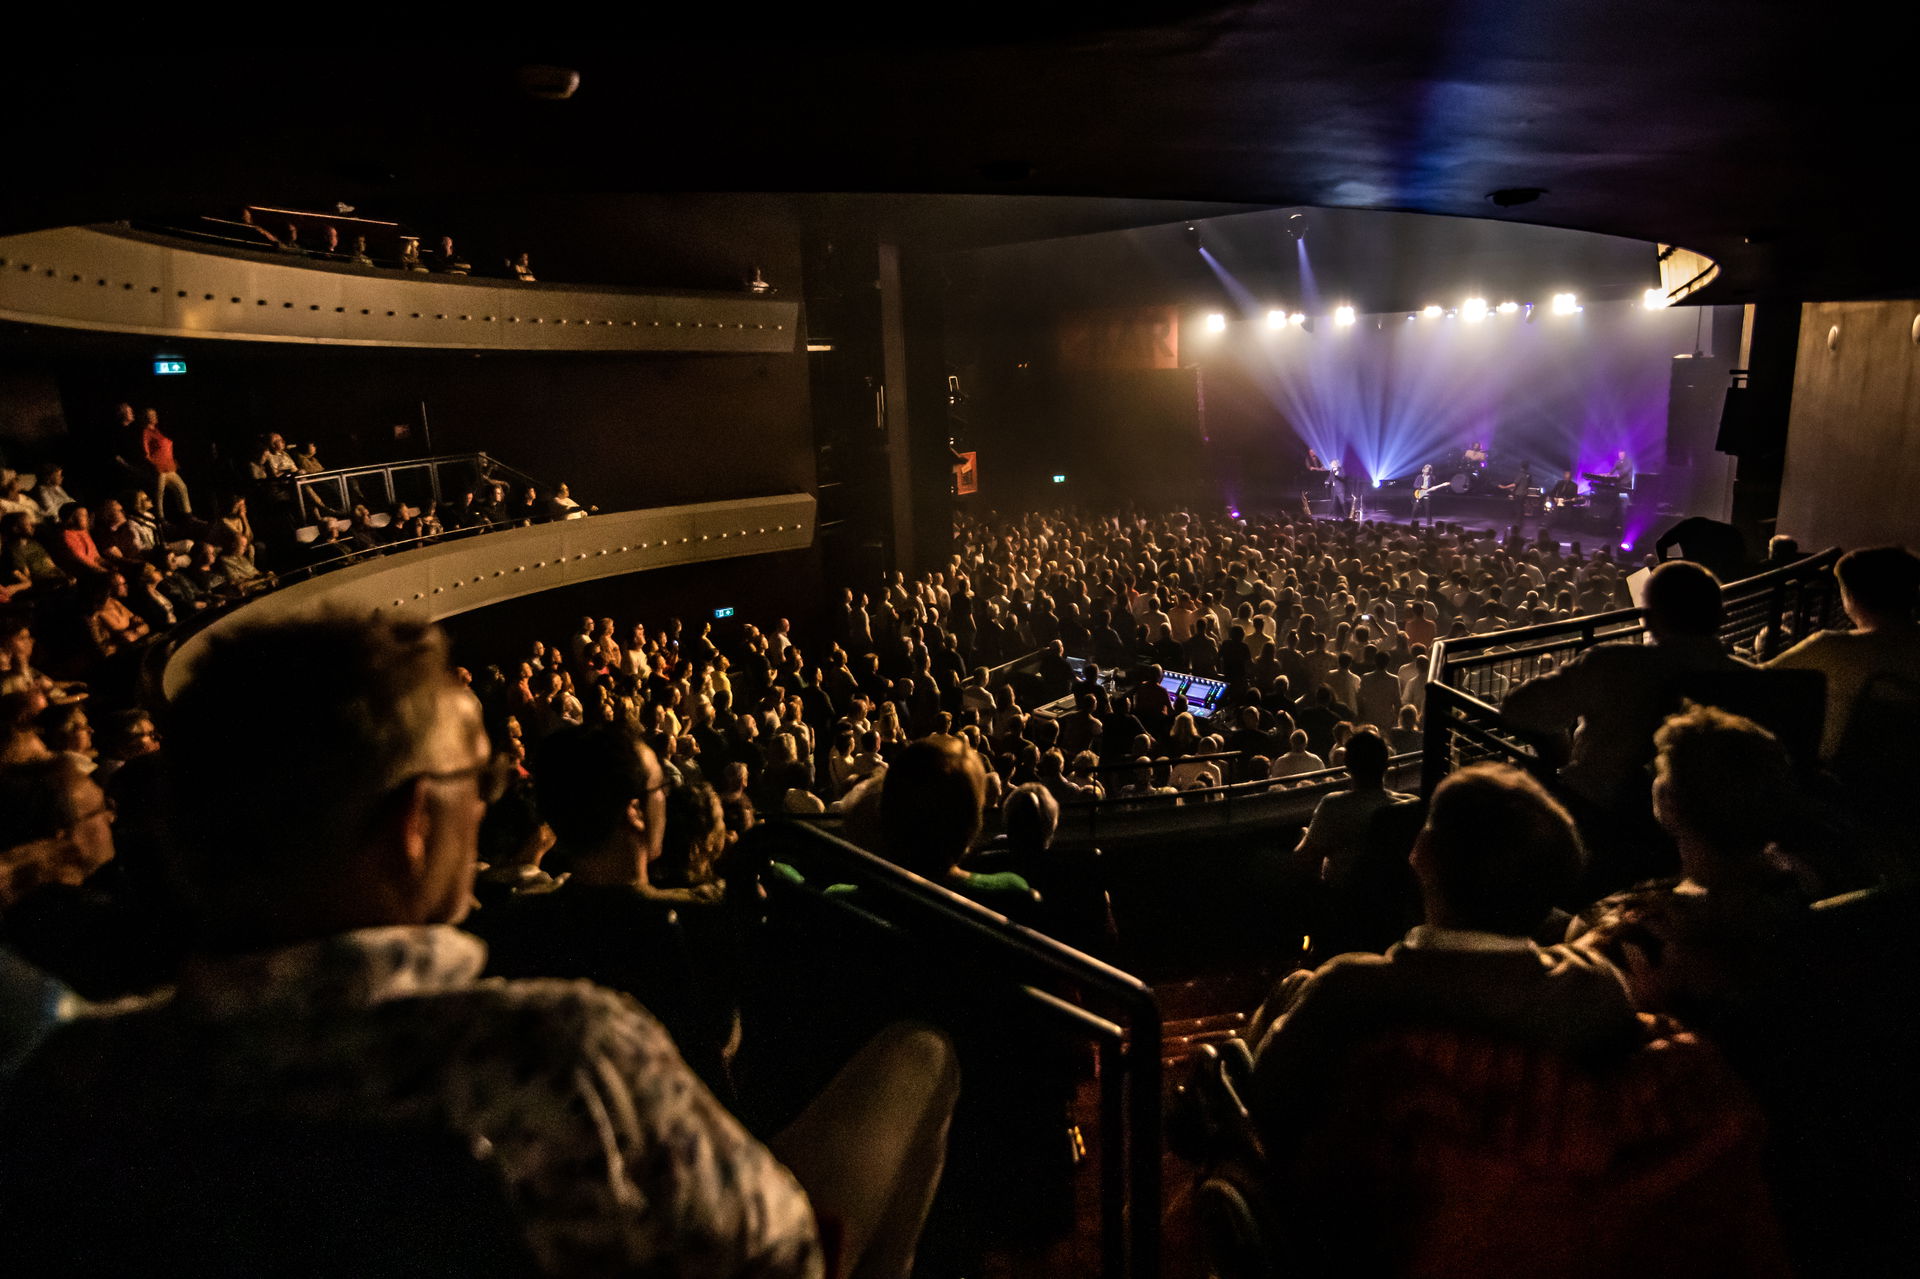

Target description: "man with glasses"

left=1, top=614, right=957, bottom=1279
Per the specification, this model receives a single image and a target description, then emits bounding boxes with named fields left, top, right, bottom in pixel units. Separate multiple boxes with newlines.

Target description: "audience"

left=0, top=473, right=1905, bottom=1275
left=0, top=614, right=959, bottom=1279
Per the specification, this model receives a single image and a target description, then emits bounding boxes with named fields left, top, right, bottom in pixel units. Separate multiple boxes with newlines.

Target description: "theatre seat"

left=0, top=1117, right=540, bottom=1278
left=1188, top=1024, right=1792, bottom=1279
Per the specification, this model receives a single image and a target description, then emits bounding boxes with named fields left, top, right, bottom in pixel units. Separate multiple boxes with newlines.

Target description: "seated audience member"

left=1251, top=763, right=1634, bottom=1154
left=881, top=736, right=1038, bottom=917
left=467, top=725, right=737, bottom=1092
left=1296, top=728, right=1414, bottom=891
left=3, top=511, right=70, bottom=594
left=0, top=754, right=171, bottom=1000
left=0, top=615, right=958, bottom=1279
left=214, top=531, right=264, bottom=593
left=1567, top=706, right=1812, bottom=1045
left=55, top=503, right=111, bottom=576
left=94, top=498, right=151, bottom=564
left=1231, top=765, right=1796, bottom=1279
left=472, top=776, right=561, bottom=909
left=1267, top=729, right=1325, bottom=780
left=36, top=701, right=95, bottom=773
left=0, top=471, right=39, bottom=528
left=1502, top=560, right=1746, bottom=814
left=1387, top=703, right=1422, bottom=755
left=1765, top=544, right=1920, bottom=761
left=81, top=577, right=149, bottom=661
left=345, top=504, right=386, bottom=554
left=31, top=464, right=74, bottom=521
left=92, top=708, right=160, bottom=786
left=547, top=483, right=591, bottom=520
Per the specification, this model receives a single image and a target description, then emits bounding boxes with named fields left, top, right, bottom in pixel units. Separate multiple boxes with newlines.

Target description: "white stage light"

left=1462, top=297, right=1488, bottom=323
left=1551, top=292, right=1579, bottom=315
left=1421, top=305, right=1442, bottom=319
left=1334, top=305, right=1356, bottom=327
left=1266, top=309, right=1287, bottom=330
left=1497, top=300, right=1519, bottom=315
left=1643, top=288, right=1668, bottom=310
left=1289, top=312, right=1306, bottom=326
left=1206, top=312, right=1227, bottom=332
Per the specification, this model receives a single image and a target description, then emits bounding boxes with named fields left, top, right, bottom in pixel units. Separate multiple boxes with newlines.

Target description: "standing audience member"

left=140, top=408, right=191, bottom=520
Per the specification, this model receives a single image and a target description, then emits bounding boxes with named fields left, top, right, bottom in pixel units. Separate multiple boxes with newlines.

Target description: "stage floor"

left=1290, top=490, right=1632, bottom=548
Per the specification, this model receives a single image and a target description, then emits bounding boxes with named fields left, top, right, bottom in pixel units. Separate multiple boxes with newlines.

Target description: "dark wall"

left=437, top=548, right=823, bottom=676
left=1778, top=299, right=1920, bottom=551
left=42, top=343, right=816, bottom=513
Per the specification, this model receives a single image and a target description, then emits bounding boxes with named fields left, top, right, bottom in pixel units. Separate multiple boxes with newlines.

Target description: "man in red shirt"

left=140, top=407, right=192, bottom=520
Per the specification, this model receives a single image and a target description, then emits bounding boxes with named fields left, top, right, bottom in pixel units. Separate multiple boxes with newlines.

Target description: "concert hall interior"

left=2, top=21, right=1919, bottom=1279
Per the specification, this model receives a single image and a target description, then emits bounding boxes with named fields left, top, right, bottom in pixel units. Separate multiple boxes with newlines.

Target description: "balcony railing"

left=1420, top=549, right=1845, bottom=794
left=742, top=818, right=1162, bottom=1279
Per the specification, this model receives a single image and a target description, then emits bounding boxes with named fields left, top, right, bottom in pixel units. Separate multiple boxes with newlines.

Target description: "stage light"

left=1551, top=292, right=1579, bottom=315
left=1205, top=312, right=1227, bottom=333
left=1371, top=476, right=1381, bottom=488
left=1266, top=309, right=1287, bottom=330
left=1643, top=288, right=1668, bottom=310
left=1289, top=312, right=1306, bottom=326
left=1334, top=305, right=1356, bottom=327
left=1497, top=300, right=1519, bottom=315
left=1620, top=540, right=1634, bottom=551
left=1462, top=297, right=1488, bottom=323
left=1421, top=305, right=1442, bottom=319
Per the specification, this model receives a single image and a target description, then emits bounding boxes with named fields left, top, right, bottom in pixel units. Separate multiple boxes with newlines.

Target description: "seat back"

left=1253, top=1026, right=1792, bottom=1279
left=0, top=1116, right=540, bottom=1278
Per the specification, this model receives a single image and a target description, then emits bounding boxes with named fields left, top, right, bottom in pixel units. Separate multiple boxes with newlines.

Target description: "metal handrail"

left=744, top=818, right=1161, bottom=1279
left=1419, top=548, right=1845, bottom=794
left=139, top=518, right=527, bottom=706
left=292, top=452, right=546, bottom=524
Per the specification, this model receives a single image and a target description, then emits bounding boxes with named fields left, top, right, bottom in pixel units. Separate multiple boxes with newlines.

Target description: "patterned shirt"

left=4, top=925, right=822, bottom=1279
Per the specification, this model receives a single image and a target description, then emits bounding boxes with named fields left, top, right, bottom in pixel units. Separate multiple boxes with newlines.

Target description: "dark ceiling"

left=6, top=7, right=1912, bottom=302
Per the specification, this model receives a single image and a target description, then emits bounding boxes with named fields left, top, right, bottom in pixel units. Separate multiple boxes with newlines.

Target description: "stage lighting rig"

left=1462, top=297, right=1488, bottom=323
left=1334, top=305, right=1356, bottom=327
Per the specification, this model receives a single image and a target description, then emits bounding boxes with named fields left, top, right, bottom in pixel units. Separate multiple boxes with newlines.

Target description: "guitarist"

left=1412, top=464, right=1437, bottom=521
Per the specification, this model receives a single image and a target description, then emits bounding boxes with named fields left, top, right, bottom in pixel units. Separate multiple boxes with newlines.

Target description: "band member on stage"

left=1326, top=460, right=1347, bottom=509
left=1545, top=469, right=1580, bottom=532
left=1305, top=448, right=1330, bottom=492
left=1610, top=449, right=1634, bottom=489
left=1499, top=461, right=1534, bottom=508
left=1412, top=464, right=1436, bottom=520
left=1462, top=440, right=1488, bottom=467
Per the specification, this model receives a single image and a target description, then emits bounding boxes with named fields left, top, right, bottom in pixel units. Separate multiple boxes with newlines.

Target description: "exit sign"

left=153, top=359, right=188, bottom=375
left=713, top=606, right=735, bottom=620
left=1052, top=474, right=1067, bottom=484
